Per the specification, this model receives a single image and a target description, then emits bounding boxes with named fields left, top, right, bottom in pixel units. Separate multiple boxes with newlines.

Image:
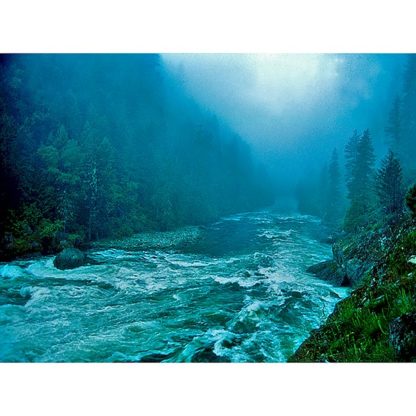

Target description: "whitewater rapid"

left=0, top=211, right=348, bottom=362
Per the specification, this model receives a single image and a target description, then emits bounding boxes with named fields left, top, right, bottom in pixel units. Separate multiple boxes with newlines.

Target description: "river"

left=0, top=210, right=348, bottom=362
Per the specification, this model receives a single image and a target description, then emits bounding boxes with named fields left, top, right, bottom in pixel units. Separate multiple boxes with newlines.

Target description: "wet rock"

left=332, top=240, right=374, bottom=287
left=389, top=312, right=416, bottom=361
left=139, top=352, right=173, bottom=362
left=53, top=248, right=87, bottom=270
left=306, top=260, right=348, bottom=286
left=343, top=258, right=373, bottom=286
left=191, top=348, right=230, bottom=362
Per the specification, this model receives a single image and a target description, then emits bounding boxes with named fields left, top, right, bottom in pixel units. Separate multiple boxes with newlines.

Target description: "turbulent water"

left=0, top=211, right=348, bottom=362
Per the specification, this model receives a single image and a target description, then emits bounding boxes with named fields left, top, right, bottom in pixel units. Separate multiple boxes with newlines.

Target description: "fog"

left=1, top=53, right=414, bottom=249
left=163, top=54, right=407, bottom=194
left=1, top=53, right=416, bottom=363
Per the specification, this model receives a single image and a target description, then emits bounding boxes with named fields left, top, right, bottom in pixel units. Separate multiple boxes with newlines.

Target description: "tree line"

left=0, top=54, right=274, bottom=258
left=296, top=54, right=416, bottom=231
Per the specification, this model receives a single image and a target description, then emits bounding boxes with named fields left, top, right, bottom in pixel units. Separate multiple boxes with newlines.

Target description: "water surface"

left=0, top=211, right=348, bottom=362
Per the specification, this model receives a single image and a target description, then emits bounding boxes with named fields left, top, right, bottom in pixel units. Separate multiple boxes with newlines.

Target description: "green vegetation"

left=0, top=55, right=273, bottom=259
left=376, top=150, right=404, bottom=215
left=344, top=129, right=377, bottom=232
left=290, top=219, right=416, bottom=362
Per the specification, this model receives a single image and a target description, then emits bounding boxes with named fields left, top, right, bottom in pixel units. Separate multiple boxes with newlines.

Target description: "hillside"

left=290, top=215, right=416, bottom=362
left=0, top=55, right=273, bottom=260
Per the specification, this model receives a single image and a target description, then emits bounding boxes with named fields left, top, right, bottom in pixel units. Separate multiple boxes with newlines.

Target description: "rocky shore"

left=290, top=216, right=416, bottom=362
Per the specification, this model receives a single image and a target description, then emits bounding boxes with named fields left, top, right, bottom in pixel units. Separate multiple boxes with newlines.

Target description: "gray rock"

left=343, top=258, right=373, bottom=286
left=306, top=260, right=348, bottom=286
left=331, top=241, right=374, bottom=286
left=53, top=248, right=87, bottom=270
left=389, top=312, right=416, bottom=361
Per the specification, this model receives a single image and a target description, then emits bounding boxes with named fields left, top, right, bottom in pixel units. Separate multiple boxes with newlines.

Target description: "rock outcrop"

left=306, top=260, right=348, bottom=286
left=291, top=217, right=416, bottom=362
left=53, top=248, right=87, bottom=270
left=389, top=312, right=416, bottom=361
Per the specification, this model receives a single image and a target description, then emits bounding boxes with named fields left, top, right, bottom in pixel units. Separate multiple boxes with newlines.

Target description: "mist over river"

left=0, top=211, right=348, bottom=362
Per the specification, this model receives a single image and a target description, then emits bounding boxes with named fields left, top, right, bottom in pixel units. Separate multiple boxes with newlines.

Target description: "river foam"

left=0, top=211, right=348, bottom=362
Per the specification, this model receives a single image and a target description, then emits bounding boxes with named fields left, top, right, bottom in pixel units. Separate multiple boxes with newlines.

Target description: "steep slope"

left=0, top=54, right=273, bottom=260
left=290, top=216, right=416, bottom=362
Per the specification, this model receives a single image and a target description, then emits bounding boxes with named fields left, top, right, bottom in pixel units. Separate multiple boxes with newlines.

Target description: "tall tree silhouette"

left=344, top=129, right=375, bottom=231
left=376, top=151, right=404, bottom=215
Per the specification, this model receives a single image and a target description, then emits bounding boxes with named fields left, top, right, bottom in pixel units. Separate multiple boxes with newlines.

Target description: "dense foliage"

left=0, top=54, right=273, bottom=258
left=343, top=129, right=376, bottom=231
left=376, top=150, right=404, bottom=215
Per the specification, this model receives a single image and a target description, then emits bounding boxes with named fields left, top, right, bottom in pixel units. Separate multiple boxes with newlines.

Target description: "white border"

left=1, top=1, right=416, bottom=415
left=1, top=363, right=415, bottom=416
left=1, top=0, right=416, bottom=53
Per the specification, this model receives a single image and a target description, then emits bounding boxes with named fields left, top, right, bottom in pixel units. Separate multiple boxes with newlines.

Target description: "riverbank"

left=290, top=215, right=416, bottom=362
left=0, top=223, right=202, bottom=263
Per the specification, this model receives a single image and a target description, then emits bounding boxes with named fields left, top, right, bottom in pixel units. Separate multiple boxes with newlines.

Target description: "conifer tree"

left=376, top=150, right=404, bottom=215
left=344, top=130, right=360, bottom=200
left=344, top=129, right=376, bottom=231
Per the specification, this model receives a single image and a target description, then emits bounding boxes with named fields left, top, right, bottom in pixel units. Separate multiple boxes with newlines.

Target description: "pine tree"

left=37, top=125, right=81, bottom=232
left=344, top=129, right=376, bottom=231
left=376, top=151, right=404, bottom=215
left=355, top=129, right=376, bottom=199
left=345, top=130, right=360, bottom=200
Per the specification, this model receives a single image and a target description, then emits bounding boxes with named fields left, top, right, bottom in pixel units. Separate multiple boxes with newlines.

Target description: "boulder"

left=306, top=260, right=348, bottom=286
left=53, top=248, right=87, bottom=270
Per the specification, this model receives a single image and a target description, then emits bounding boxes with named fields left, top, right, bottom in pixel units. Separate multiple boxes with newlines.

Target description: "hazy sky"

left=163, top=54, right=406, bottom=188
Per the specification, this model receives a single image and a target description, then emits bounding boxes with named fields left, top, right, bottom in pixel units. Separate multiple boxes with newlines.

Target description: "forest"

left=0, top=55, right=273, bottom=259
left=295, top=56, right=416, bottom=232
